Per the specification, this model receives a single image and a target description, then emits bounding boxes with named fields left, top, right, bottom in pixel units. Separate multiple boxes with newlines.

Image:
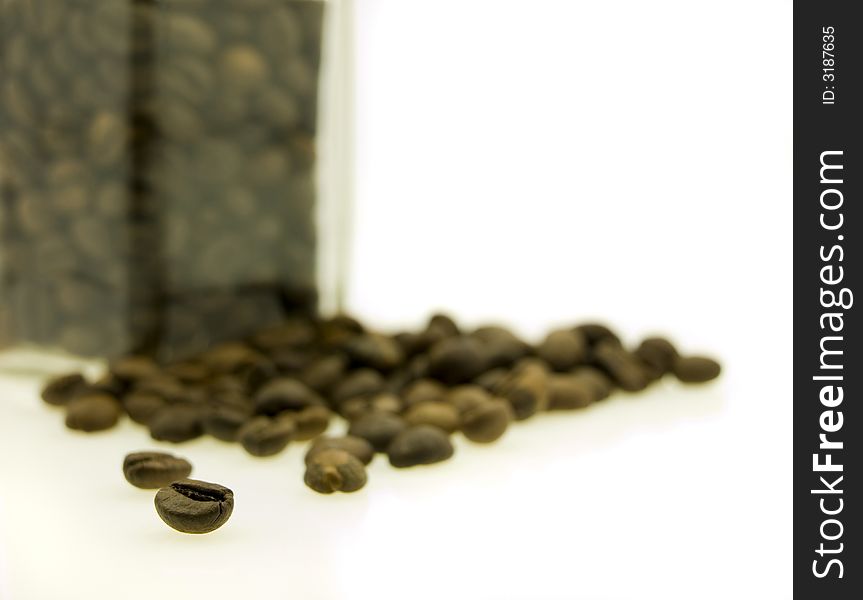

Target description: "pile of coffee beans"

left=44, top=313, right=721, bottom=518
left=0, top=0, right=323, bottom=358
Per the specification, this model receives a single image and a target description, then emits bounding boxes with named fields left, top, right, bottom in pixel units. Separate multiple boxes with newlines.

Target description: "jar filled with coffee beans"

left=0, top=0, right=348, bottom=362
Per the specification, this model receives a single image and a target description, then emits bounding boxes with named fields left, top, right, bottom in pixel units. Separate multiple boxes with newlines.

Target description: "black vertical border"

left=794, top=2, right=861, bottom=597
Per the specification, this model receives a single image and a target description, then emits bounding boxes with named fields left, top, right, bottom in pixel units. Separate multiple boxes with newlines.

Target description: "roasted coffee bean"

left=238, top=415, right=295, bottom=457
left=403, top=401, right=460, bottom=434
left=163, top=362, right=210, bottom=385
left=474, top=368, right=509, bottom=393
left=461, top=398, right=513, bottom=443
left=304, top=449, right=367, bottom=494
left=573, top=323, right=622, bottom=347
left=200, top=343, right=263, bottom=375
left=427, top=337, right=488, bottom=385
left=305, top=435, right=376, bottom=466
left=344, top=333, right=404, bottom=372
left=41, top=372, right=89, bottom=406
left=331, top=368, right=386, bottom=405
left=254, top=378, right=324, bottom=415
left=402, top=378, right=447, bottom=408
left=547, top=375, right=595, bottom=410
left=428, top=313, right=460, bottom=338
left=387, top=425, right=454, bottom=468
left=65, top=394, right=122, bottom=432
left=446, top=385, right=492, bottom=414
left=673, top=356, right=721, bottom=383
left=110, top=356, right=161, bottom=383
left=154, top=479, right=234, bottom=534
left=123, top=392, right=168, bottom=425
left=250, top=319, right=315, bottom=351
left=133, top=376, right=188, bottom=404
left=241, top=358, right=279, bottom=394
left=571, top=366, right=615, bottom=401
left=592, top=340, right=648, bottom=392
left=634, top=337, right=679, bottom=379
left=537, top=329, right=588, bottom=371
left=90, top=374, right=129, bottom=398
left=495, top=361, right=549, bottom=420
left=471, top=325, right=530, bottom=369
left=123, top=451, right=193, bottom=489
left=149, top=404, right=205, bottom=443
left=299, top=354, right=348, bottom=393
left=202, top=405, right=251, bottom=442
left=292, top=405, right=332, bottom=441
left=340, top=393, right=402, bottom=421
left=348, top=411, right=407, bottom=453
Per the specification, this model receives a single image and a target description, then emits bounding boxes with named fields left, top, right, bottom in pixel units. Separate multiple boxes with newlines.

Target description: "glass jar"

left=0, top=0, right=351, bottom=365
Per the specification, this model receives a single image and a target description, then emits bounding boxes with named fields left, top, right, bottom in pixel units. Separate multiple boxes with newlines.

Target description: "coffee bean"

left=154, top=479, right=234, bottom=534
left=123, top=451, right=193, bottom=489
left=238, top=415, right=295, bottom=457
left=403, top=401, right=460, bottom=434
left=305, top=435, right=376, bottom=466
left=149, top=404, right=205, bottom=443
left=123, top=392, right=168, bottom=425
left=41, top=372, right=88, bottom=406
left=202, top=405, right=251, bottom=442
left=471, top=325, right=530, bottom=369
left=110, top=356, right=161, bottom=383
left=402, top=378, right=447, bottom=408
left=573, top=323, right=622, bottom=347
left=299, top=354, right=348, bottom=393
left=592, top=340, right=648, bottom=392
left=250, top=318, right=316, bottom=351
left=570, top=367, right=615, bottom=401
left=220, top=45, right=269, bottom=90
left=344, top=333, right=404, bottom=372
left=340, top=393, right=402, bottom=421
left=133, top=376, right=189, bottom=404
left=254, top=378, right=324, bottom=415
left=495, top=361, right=549, bottom=420
left=331, top=368, right=385, bottom=405
left=537, top=329, right=588, bottom=371
left=348, top=411, right=407, bottom=453
left=547, top=374, right=595, bottom=410
left=427, top=337, right=488, bottom=385
left=672, top=356, right=721, bottom=383
left=387, top=425, right=454, bottom=468
left=65, top=394, right=122, bottom=432
left=634, top=337, right=679, bottom=379
left=446, top=385, right=491, bottom=414
left=461, top=398, right=513, bottom=443
left=292, top=405, right=331, bottom=441
left=304, top=449, right=367, bottom=494
left=473, top=368, right=509, bottom=393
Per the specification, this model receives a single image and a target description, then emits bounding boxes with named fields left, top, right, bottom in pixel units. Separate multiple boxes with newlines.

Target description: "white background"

left=0, top=1, right=792, bottom=599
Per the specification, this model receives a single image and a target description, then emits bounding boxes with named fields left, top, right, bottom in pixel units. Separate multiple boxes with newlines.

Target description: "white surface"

left=0, top=0, right=791, bottom=599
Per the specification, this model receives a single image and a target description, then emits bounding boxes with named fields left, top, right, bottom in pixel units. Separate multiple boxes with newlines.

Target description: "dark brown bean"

left=41, top=372, right=89, bottom=406
left=495, top=361, right=549, bottom=420
left=427, top=337, right=488, bottom=385
left=304, top=449, right=367, bottom=494
left=254, top=378, right=324, bottom=415
left=149, top=404, right=205, bottom=443
left=154, top=479, right=234, bottom=534
left=305, top=435, right=375, bottom=466
left=123, top=451, right=192, bottom=489
left=123, top=392, right=168, bottom=425
left=461, top=398, right=513, bottom=443
left=403, top=401, right=460, bottom=434
left=537, top=329, right=588, bottom=371
left=238, top=415, right=295, bottom=457
left=65, top=394, right=122, bottom=432
left=387, top=425, right=454, bottom=468
left=673, top=356, right=721, bottom=383
left=547, top=374, right=595, bottom=410
left=348, top=411, right=407, bottom=452
left=202, top=405, right=251, bottom=442
left=592, top=340, right=649, bottom=392
left=292, top=405, right=332, bottom=441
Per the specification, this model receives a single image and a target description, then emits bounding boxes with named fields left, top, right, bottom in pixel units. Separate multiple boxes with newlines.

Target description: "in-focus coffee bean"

left=154, top=479, right=234, bottom=534
left=123, top=451, right=193, bottom=489
left=387, top=424, right=455, bottom=468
